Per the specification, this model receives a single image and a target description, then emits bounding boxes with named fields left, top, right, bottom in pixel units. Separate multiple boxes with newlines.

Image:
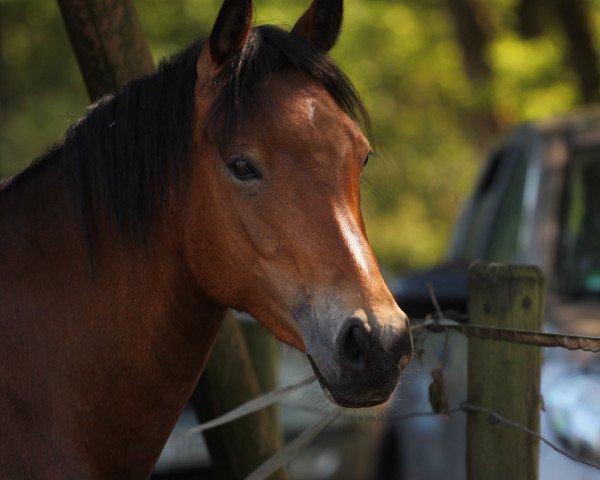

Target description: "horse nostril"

left=339, top=324, right=370, bottom=373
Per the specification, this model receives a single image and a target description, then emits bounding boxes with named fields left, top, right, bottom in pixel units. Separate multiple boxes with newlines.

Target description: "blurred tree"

left=0, top=13, right=6, bottom=128
left=514, top=0, right=600, bottom=104
left=0, top=0, right=87, bottom=177
left=443, top=0, right=501, bottom=145
left=515, top=0, right=546, bottom=39
left=553, top=0, right=600, bottom=104
left=57, top=0, right=154, bottom=100
left=444, top=0, right=493, bottom=86
left=0, top=0, right=596, bottom=273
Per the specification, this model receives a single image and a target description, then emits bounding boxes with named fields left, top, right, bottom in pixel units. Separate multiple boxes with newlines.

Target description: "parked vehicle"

left=386, top=109, right=600, bottom=480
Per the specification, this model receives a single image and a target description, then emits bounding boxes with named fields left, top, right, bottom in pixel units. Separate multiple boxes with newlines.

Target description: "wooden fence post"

left=239, top=321, right=282, bottom=444
left=192, top=311, right=286, bottom=480
left=466, top=263, right=544, bottom=480
left=56, top=2, right=285, bottom=478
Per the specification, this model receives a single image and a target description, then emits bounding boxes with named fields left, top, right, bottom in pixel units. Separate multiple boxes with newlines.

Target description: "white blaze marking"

left=334, top=206, right=371, bottom=275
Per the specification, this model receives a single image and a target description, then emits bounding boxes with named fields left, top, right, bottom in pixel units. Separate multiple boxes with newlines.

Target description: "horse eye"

left=228, top=156, right=261, bottom=181
left=363, top=153, right=370, bottom=168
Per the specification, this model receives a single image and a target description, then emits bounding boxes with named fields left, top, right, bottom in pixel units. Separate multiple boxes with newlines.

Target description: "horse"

left=0, top=0, right=413, bottom=477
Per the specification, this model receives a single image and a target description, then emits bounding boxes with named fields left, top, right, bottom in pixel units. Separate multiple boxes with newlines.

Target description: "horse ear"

left=209, top=0, right=254, bottom=67
left=291, top=0, right=343, bottom=53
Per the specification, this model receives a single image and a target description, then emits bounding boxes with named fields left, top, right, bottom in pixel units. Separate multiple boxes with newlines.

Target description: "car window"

left=485, top=148, right=528, bottom=262
left=558, top=148, right=600, bottom=296
left=451, top=140, right=529, bottom=262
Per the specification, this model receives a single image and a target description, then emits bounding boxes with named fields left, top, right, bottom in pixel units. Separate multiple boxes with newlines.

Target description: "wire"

left=461, top=402, right=600, bottom=471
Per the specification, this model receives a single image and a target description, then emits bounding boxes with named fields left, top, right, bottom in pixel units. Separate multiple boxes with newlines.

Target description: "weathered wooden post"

left=239, top=320, right=282, bottom=440
left=192, top=311, right=285, bottom=480
left=466, top=263, right=544, bottom=480
left=56, top=2, right=285, bottom=478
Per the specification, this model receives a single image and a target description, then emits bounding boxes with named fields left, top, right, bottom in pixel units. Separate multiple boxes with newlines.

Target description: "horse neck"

left=0, top=159, right=226, bottom=477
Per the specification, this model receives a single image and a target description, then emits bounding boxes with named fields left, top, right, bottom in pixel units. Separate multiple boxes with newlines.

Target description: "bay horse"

left=0, top=0, right=413, bottom=477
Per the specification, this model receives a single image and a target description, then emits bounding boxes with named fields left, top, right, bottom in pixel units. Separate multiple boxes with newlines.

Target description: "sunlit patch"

left=334, top=205, right=371, bottom=275
left=305, top=97, right=317, bottom=124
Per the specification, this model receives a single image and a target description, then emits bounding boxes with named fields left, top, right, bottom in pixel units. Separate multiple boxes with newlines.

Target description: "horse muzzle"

left=304, top=311, right=414, bottom=408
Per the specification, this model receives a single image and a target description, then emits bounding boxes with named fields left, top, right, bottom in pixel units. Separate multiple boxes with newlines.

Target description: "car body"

left=386, top=109, right=600, bottom=479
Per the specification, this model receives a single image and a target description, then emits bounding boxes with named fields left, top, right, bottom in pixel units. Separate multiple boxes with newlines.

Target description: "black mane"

left=2, top=25, right=369, bottom=252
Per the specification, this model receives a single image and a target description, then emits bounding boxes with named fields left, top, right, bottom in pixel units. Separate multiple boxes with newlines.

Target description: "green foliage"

left=0, top=0, right=589, bottom=273
left=0, top=0, right=87, bottom=175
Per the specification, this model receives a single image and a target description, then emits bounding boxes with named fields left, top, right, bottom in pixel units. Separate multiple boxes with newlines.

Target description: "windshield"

left=558, top=148, right=600, bottom=296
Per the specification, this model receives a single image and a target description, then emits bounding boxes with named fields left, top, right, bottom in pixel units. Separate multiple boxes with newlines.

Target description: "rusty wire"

left=178, top=302, right=600, bottom=479
left=412, top=317, right=600, bottom=352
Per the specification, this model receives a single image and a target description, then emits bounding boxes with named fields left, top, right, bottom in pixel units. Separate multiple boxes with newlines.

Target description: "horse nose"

left=312, top=312, right=413, bottom=407
left=335, top=314, right=413, bottom=376
left=336, top=321, right=371, bottom=374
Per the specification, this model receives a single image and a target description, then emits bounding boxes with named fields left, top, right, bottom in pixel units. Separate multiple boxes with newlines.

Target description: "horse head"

left=185, top=0, right=413, bottom=408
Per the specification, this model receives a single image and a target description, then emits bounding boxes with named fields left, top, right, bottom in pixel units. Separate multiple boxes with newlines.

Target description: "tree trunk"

left=192, top=312, right=286, bottom=480
left=56, top=0, right=154, bottom=101
left=515, top=0, right=546, bottom=39
left=553, top=0, right=600, bottom=104
left=443, top=0, right=501, bottom=146
left=444, top=0, right=492, bottom=85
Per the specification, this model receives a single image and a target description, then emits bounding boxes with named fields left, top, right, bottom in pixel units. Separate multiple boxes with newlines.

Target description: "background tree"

left=515, top=0, right=546, bottom=39
left=1, top=0, right=599, bottom=273
left=443, top=0, right=501, bottom=145
left=553, top=0, right=600, bottom=104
